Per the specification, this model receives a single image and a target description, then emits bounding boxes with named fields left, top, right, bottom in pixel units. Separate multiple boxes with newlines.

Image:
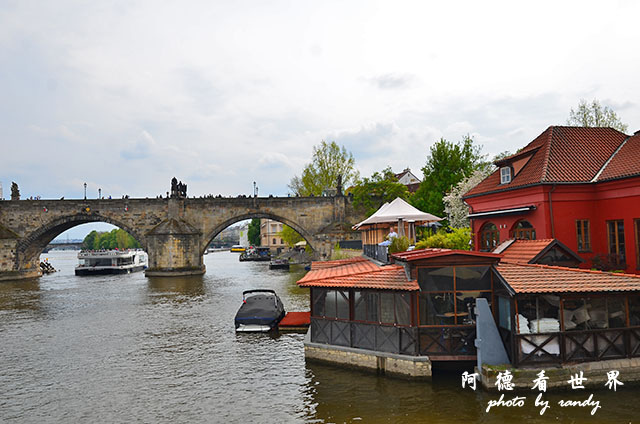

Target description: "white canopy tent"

left=352, top=197, right=443, bottom=230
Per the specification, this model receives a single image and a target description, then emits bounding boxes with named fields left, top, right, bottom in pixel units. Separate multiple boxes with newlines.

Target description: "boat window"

left=562, top=296, right=627, bottom=331
left=630, top=295, right=640, bottom=326
left=336, top=290, right=349, bottom=319
left=324, top=290, right=337, bottom=318
left=419, top=292, right=455, bottom=325
left=498, top=296, right=511, bottom=330
left=395, top=293, right=411, bottom=326
left=380, top=292, right=395, bottom=324
left=312, top=288, right=326, bottom=317
left=418, top=267, right=454, bottom=291
left=455, top=266, right=491, bottom=290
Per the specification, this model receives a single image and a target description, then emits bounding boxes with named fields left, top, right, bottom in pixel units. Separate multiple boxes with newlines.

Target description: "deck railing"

left=513, top=326, right=640, bottom=366
left=310, top=318, right=477, bottom=358
left=362, top=244, right=389, bottom=264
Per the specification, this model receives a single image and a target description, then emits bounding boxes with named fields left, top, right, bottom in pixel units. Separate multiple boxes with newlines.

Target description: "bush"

left=388, top=236, right=410, bottom=254
left=415, top=228, right=471, bottom=250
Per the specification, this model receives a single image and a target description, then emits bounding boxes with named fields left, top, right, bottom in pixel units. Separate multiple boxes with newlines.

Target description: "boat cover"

left=234, top=290, right=285, bottom=329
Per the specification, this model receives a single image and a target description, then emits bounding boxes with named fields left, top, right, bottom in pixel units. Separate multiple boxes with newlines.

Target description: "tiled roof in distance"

left=496, top=262, right=640, bottom=294
left=392, top=248, right=501, bottom=261
left=499, top=239, right=554, bottom=263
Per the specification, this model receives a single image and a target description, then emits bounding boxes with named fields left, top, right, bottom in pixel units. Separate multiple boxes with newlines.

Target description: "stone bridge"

left=0, top=194, right=365, bottom=280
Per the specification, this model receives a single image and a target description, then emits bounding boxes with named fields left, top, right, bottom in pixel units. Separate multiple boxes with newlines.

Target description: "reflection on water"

left=0, top=250, right=638, bottom=423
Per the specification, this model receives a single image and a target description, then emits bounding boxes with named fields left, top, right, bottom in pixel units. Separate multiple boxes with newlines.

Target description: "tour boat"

left=234, top=289, right=285, bottom=332
left=230, top=245, right=246, bottom=252
left=75, top=249, right=148, bottom=276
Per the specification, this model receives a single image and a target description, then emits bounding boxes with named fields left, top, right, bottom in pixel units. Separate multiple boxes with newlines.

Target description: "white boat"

left=75, top=249, right=148, bottom=276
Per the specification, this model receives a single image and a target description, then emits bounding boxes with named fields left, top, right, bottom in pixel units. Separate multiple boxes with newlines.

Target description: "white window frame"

left=500, top=167, right=512, bottom=184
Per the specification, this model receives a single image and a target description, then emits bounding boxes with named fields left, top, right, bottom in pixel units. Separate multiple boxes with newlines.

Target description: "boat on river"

left=75, top=249, right=148, bottom=276
left=269, top=258, right=290, bottom=270
left=234, top=289, right=285, bottom=332
left=230, top=245, right=246, bottom=252
left=239, top=246, right=271, bottom=262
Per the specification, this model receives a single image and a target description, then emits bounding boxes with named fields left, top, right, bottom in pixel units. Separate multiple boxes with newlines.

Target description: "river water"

left=0, top=250, right=638, bottom=423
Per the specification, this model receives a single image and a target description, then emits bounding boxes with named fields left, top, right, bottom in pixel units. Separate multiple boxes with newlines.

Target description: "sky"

left=1, top=0, right=639, bottom=239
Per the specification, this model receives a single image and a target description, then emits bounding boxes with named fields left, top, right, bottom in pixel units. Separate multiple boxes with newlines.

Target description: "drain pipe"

left=548, top=184, right=557, bottom=238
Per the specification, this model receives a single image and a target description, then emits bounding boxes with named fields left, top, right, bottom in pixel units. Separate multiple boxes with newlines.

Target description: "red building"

left=464, top=126, right=640, bottom=274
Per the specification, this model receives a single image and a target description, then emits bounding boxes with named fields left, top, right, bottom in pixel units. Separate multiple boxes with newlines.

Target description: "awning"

left=467, top=206, right=535, bottom=219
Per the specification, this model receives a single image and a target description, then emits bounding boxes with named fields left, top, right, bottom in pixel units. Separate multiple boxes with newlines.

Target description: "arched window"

left=513, top=220, right=536, bottom=240
left=480, top=223, right=499, bottom=251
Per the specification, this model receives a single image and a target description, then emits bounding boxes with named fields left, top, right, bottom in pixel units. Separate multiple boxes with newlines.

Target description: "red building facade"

left=464, top=126, right=640, bottom=274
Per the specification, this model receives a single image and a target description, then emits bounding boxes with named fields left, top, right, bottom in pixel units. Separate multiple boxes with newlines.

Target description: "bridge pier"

left=144, top=218, right=206, bottom=277
left=0, top=237, right=41, bottom=281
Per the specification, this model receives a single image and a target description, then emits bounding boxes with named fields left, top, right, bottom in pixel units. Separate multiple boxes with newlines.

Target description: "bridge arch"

left=202, top=212, right=315, bottom=256
left=17, top=213, right=146, bottom=266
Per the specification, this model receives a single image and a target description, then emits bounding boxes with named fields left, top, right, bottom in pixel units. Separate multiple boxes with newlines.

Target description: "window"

left=607, top=220, right=626, bottom=266
left=418, top=266, right=492, bottom=325
left=635, top=219, right=640, bottom=269
left=480, top=223, right=499, bottom=251
left=513, top=220, right=536, bottom=240
left=576, top=220, right=591, bottom=252
left=311, top=288, right=349, bottom=319
left=353, top=290, right=412, bottom=326
left=272, top=238, right=276, bottom=245
left=500, top=167, right=512, bottom=184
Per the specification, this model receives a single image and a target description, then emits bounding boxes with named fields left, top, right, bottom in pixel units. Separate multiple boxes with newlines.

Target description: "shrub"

left=388, top=236, right=410, bottom=254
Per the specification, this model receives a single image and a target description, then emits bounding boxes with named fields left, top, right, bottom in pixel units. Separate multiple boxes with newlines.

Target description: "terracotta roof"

left=392, top=248, right=502, bottom=262
left=496, top=262, right=640, bottom=294
left=297, top=258, right=417, bottom=290
left=309, top=256, right=371, bottom=270
left=498, top=239, right=555, bottom=263
left=464, top=126, right=629, bottom=198
left=597, top=133, right=640, bottom=181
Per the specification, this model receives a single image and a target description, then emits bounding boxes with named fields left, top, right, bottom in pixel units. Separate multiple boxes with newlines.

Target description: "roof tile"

left=499, top=239, right=554, bottom=263
left=464, top=126, right=629, bottom=198
left=496, top=262, right=640, bottom=293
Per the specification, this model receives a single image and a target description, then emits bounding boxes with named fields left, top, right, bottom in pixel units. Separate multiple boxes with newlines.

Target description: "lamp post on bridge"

left=98, top=188, right=101, bottom=199
left=84, top=183, right=87, bottom=200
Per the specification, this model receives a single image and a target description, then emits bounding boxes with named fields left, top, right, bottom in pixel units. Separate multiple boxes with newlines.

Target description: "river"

left=0, top=250, right=638, bottom=423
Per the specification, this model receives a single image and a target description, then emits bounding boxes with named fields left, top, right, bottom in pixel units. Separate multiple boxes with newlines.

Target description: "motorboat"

left=230, top=245, right=246, bottom=252
left=269, top=258, right=290, bottom=270
left=75, top=249, right=148, bottom=276
left=234, top=289, right=285, bottom=332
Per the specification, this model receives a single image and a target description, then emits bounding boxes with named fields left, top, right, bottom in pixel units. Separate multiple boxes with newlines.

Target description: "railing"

left=310, top=318, right=417, bottom=355
left=310, top=318, right=477, bottom=358
left=417, top=326, right=477, bottom=357
left=363, top=244, right=389, bottom=264
left=513, top=326, right=640, bottom=366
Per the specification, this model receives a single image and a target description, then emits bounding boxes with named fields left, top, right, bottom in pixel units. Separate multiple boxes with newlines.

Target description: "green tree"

left=248, top=218, right=261, bottom=246
left=416, top=228, right=471, bottom=250
left=349, top=167, right=410, bottom=216
left=278, top=225, right=303, bottom=247
left=82, top=230, right=97, bottom=250
left=83, top=228, right=140, bottom=250
left=567, top=99, right=628, bottom=132
left=288, top=140, right=359, bottom=196
left=411, top=135, right=486, bottom=219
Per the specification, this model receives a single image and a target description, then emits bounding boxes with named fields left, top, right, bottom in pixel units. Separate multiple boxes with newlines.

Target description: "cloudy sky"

left=2, top=0, right=639, bottom=238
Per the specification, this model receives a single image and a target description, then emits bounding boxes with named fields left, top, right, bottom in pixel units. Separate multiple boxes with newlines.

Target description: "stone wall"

left=480, top=357, right=640, bottom=391
left=305, top=341, right=432, bottom=379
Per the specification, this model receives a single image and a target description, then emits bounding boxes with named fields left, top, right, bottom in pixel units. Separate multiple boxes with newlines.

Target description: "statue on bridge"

left=11, top=182, right=20, bottom=201
left=170, top=177, right=187, bottom=199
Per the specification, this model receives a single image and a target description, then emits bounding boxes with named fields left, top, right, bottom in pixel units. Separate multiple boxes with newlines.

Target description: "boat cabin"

left=298, top=250, right=502, bottom=361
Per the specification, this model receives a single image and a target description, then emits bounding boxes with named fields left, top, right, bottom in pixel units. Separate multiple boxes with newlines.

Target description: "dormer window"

left=500, top=167, right=512, bottom=184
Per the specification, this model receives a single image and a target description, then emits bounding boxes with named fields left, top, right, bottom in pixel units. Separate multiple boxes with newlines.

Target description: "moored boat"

left=230, top=245, right=246, bottom=252
left=239, top=246, right=271, bottom=262
left=75, top=249, right=148, bottom=276
left=234, top=289, right=285, bottom=332
left=269, top=258, right=290, bottom=270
